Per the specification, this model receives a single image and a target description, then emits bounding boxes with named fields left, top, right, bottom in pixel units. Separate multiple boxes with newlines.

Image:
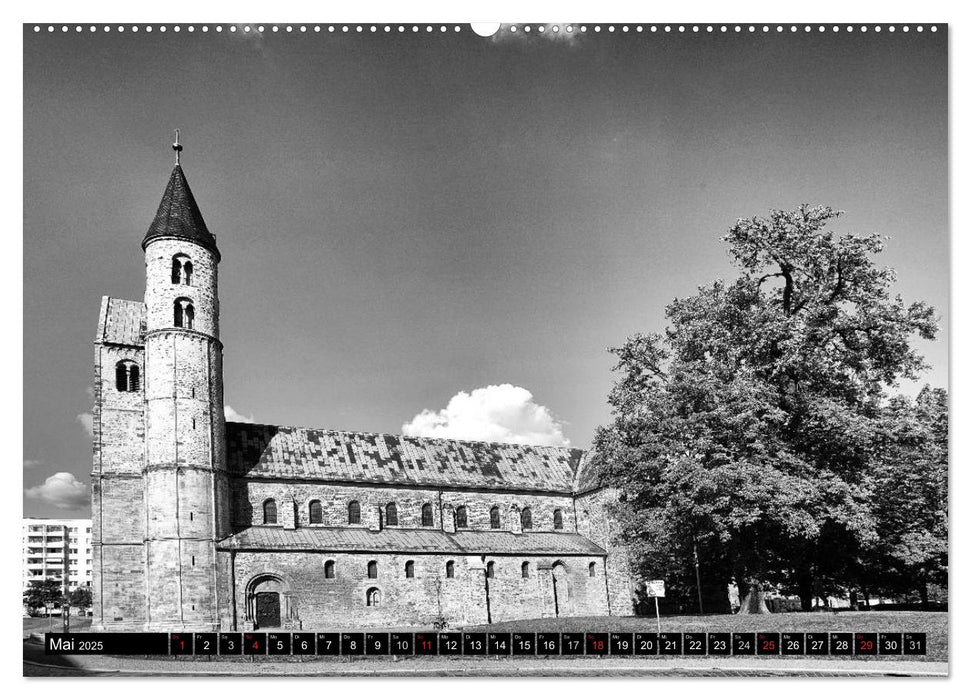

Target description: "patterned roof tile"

left=95, top=297, right=145, bottom=346
left=143, top=165, right=220, bottom=259
left=226, top=422, right=585, bottom=492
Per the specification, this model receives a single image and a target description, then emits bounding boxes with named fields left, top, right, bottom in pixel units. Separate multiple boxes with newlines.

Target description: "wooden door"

left=255, top=591, right=281, bottom=629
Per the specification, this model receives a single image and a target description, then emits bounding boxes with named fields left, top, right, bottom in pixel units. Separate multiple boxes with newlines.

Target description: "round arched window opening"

left=115, top=360, right=140, bottom=392
left=263, top=499, right=277, bottom=525
left=171, top=254, right=193, bottom=285
left=521, top=507, right=533, bottom=530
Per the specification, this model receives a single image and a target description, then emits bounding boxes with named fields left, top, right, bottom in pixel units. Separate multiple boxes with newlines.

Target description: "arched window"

left=348, top=501, right=361, bottom=525
left=521, top=562, right=530, bottom=578
left=490, top=506, right=501, bottom=529
left=589, top=562, right=596, bottom=577
left=366, top=587, right=380, bottom=607
left=521, top=507, right=532, bottom=530
left=385, top=502, right=398, bottom=526
left=367, top=560, right=377, bottom=579
left=486, top=561, right=496, bottom=579
left=324, top=560, right=335, bottom=579
left=445, top=560, right=455, bottom=579
left=309, top=500, right=323, bottom=524
left=553, top=509, right=563, bottom=530
left=455, top=506, right=468, bottom=529
left=263, top=499, right=277, bottom=525
left=115, top=361, right=140, bottom=392
left=421, top=503, right=434, bottom=527
left=174, top=297, right=194, bottom=329
left=171, top=255, right=193, bottom=285
left=405, top=560, right=415, bottom=578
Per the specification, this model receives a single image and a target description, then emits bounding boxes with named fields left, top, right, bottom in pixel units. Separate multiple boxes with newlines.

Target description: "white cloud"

left=24, top=472, right=89, bottom=510
left=402, top=384, right=570, bottom=447
left=76, top=412, right=93, bottom=437
left=224, top=405, right=255, bottom=423
left=24, top=459, right=44, bottom=470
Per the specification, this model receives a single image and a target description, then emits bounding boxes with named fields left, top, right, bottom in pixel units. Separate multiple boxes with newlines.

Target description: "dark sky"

left=23, top=25, right=948, bottom=517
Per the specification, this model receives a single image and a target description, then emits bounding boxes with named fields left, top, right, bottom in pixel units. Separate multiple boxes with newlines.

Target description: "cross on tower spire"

left=173, top=129, right=183, bottom=166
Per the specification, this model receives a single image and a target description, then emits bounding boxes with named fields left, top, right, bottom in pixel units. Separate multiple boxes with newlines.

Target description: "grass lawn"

left=23, top=616, right=92, bottom=637
left=465, top=611, right=948, bottom=662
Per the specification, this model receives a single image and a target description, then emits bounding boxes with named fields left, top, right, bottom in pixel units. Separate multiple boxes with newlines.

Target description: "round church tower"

left=141, top=138, right=228, bottom=631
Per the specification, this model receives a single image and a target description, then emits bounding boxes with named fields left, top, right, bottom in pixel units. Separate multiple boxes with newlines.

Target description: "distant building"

left=23, top=518, right=94, bottom=595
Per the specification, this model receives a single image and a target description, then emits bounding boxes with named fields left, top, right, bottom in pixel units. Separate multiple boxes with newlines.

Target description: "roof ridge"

left=227, top=420, right=582, bottom=453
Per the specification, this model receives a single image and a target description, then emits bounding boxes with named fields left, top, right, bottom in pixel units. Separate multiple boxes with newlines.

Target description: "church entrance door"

left=255, top=591, right=281, bottom=629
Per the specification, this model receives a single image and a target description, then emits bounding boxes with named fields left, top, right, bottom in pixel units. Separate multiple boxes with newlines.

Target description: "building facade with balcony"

left=22, top=518, right=94, bottom=596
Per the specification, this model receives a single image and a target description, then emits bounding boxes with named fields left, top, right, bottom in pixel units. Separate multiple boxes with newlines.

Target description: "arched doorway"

left=552, top=561, right=571, bottom=616
left=246, top=574, right=292, bottom=630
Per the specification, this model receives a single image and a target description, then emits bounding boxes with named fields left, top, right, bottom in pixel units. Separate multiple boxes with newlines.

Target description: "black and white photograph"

left=19, top=7, right=954, bottom=683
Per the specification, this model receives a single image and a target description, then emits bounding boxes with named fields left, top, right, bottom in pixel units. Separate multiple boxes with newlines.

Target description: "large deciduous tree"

left=593, top=206, right=938, bottom=612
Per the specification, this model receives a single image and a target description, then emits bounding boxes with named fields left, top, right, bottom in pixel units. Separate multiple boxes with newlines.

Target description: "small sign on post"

left=646, top=580, right=665, bottom=634
left=645, top=580, right=665, bottom=597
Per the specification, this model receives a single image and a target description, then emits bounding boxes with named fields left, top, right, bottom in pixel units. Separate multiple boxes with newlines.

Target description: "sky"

left=23, top=24, right=948, bottom=518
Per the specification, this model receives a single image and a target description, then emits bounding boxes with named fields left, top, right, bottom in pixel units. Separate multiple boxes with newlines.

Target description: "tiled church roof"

left=572, top=451, right=607, bottom=494
left=143, top=164, right=220, bottom=260
left=95, top=297, right=146, bottom=346
left=226, top=423, right=585, bottom=493
left=219, top=526, right=606, bottom=556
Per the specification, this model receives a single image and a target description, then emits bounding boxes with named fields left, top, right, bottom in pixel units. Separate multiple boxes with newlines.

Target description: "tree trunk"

left=797, top=573, right=814, bottom=612
left=737, top=580, right=770, bottom=614
left=849, top=590, right=859, bottom=611
left=920, top=574, right=929, bottom=611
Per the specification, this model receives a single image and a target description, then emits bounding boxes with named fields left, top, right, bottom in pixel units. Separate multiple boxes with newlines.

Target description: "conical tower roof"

left=142, top=164, right=220, bottom=260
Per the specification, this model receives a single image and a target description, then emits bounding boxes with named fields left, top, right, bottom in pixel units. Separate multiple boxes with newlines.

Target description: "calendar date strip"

left=45, top=631, right=927, bottom=656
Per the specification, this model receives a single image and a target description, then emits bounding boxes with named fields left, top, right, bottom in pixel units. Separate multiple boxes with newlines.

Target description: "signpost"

left=646, top=580, right=665, bottom=634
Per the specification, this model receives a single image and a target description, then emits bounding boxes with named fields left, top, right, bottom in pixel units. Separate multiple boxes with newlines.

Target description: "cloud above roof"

left=402, top=384, right=570, bottom=447
left=225, top=404, right=255, bottom=423
left=76, top=412, right=93, bottom=437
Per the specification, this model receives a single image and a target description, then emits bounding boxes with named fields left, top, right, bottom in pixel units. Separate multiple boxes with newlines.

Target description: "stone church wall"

left=91, top=338, right=147, bottom=629
left=575, top=487, right=636, bottom=616
left=226, top=551, right=608, bottom=629
left=233, top=481, right=578, bottom=533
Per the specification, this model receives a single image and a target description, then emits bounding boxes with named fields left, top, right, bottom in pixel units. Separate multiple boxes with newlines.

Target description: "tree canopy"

left=24, top=579, right=65, bottom=613
left=593, top=205, right=943, bottom=612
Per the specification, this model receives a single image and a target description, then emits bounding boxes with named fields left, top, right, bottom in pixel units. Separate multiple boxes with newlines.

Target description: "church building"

left=90, top=143, right=635, bottom=631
